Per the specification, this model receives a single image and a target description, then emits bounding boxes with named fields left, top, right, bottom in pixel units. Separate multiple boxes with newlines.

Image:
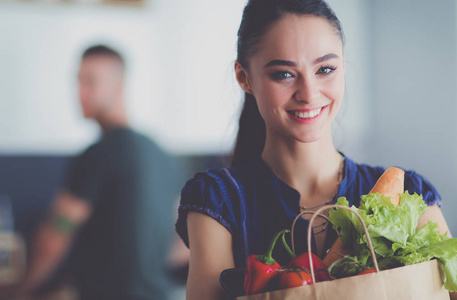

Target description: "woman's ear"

left=235, top=61, right=253, bottom=94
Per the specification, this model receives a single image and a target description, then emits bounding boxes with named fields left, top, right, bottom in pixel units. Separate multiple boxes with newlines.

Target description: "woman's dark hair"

left=230, top=0, right=344, bottom=166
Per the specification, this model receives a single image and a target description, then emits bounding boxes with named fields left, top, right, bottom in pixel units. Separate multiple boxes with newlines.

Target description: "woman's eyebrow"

left=264, top=53, right=339, bottom=68
left=314, top=53, right=339, bottom=64
left=264, top=60, right=296, bottom=68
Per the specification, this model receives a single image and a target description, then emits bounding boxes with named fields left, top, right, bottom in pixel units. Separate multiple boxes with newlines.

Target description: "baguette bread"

left=322, top=167, right=405, bottom=266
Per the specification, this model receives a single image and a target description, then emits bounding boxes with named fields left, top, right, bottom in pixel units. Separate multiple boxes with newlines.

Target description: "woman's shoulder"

left=344, top=156, right=385, bottom=191
left=180, top=168, right=232, bottom=207
left=185, top=167, right=232, bottom=189
left=176, top=164, right=258, bottom=247
left=183, top=159, right=260, bottom=194
left=402, top=169, right=442, bottom=206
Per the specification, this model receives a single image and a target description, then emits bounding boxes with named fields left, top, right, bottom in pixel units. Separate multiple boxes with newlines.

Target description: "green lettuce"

left=328, top=192, right=457, bottom=292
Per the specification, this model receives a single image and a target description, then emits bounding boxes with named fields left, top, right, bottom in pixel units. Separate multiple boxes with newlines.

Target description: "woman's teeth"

left=293, top=108, right=322, bottom=119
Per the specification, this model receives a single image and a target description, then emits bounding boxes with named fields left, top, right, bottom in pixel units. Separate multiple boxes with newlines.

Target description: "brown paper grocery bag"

left=237, top=205, right=450, bottom=300
left=237, top=259, right=448, bottom=300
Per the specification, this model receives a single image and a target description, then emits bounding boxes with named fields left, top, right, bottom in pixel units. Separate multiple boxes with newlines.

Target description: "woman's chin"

left=291, top=129, right=329, bottom=144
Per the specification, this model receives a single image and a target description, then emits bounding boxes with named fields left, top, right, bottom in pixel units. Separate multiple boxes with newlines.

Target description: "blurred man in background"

left=15, top=45, right=179, bottom=300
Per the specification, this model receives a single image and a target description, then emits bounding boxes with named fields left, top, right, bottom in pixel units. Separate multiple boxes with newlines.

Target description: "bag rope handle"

left=291, top=205, right=380, bottom=284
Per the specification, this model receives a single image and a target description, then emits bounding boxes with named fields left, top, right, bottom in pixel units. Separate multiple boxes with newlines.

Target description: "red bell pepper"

left=357, top=268, right=376, bottom=275
left=244, top=229, right=289, bottom=295
left=281, top=232, right=331, bottom=282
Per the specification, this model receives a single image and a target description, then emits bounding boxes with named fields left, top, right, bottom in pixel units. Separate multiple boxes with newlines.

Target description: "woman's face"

left=238, top=14, right=345, bottom=144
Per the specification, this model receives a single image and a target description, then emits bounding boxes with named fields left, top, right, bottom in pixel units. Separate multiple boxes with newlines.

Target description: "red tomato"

left=288, top=252, right=331, bottom=282
left=358, top=269, right=376, bottom=275
left=279, top=269, right=313, bottom=289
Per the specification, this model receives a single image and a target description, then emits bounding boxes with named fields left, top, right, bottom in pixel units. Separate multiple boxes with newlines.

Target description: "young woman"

left=176, top=0, right=452, bottom=299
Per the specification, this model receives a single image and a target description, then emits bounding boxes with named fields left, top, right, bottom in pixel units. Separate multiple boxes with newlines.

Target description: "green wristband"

left=52, top=215, right=77, bottom=233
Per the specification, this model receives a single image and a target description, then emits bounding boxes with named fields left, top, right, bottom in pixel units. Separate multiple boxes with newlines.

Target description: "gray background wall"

left=325, top=0, right=457, bottom=234
left=366, top=0, right=457, bottom=233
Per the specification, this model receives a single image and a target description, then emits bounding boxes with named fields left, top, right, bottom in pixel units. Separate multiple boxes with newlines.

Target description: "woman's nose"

left=293, top=75, right=320, bottom=103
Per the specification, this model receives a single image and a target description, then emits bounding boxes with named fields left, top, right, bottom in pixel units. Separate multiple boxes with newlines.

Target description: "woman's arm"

left=417, top=205, right=456, bottom=299
left=186, top=211, right=235, bottom=300
left=417, top=205, right=452, bottom=237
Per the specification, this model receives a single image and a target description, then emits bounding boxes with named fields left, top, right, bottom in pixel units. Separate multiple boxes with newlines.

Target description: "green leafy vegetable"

left=328, top=192, right=457, bottom=292
left=328, top=256, right=367, bottom=279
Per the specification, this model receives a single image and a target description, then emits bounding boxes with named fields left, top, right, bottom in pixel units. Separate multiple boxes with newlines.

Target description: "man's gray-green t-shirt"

left=64, top=127, right=179, bottom=300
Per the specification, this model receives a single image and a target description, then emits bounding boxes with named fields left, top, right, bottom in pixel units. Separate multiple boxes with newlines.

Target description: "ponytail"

left=230, top=93, right=266, bottom=166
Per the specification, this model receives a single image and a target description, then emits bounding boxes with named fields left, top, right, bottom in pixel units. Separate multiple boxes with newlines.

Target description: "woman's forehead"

left=253, top=14, right=343, bottom=65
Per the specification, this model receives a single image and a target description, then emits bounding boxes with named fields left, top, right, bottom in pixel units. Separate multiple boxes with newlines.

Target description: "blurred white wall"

left=0, top=0, right=247, bottom=155
left=0, top=0, right=368, bottom=156
left=150, top=0, right=246, bottom=154
left=0, top=3, right=159, bottom=153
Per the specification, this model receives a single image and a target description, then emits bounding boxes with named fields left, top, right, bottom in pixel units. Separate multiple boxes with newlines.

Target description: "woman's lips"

left=287, top=106, right=327, bottom=123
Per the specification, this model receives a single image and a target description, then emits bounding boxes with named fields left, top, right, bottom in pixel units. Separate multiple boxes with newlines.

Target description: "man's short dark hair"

left=82, top=45, right=125, bottom=69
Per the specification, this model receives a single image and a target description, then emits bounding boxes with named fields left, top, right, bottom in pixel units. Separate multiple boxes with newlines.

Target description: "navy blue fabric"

left=176, top=155, right=441, bottom=268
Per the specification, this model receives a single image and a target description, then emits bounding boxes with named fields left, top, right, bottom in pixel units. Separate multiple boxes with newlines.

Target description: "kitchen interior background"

left=0, top=0, right=456, bottom=292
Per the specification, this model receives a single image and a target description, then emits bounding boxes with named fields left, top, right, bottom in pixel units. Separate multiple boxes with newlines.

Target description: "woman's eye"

left=317, top=66, right=337, bottom=75
left=271, top=71, right=294, bottom=80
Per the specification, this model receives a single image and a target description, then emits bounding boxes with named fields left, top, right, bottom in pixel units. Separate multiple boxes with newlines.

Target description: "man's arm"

left=15, top=191, right=92, bottom=297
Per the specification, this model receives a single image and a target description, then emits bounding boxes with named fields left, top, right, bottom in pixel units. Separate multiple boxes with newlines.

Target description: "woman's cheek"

left=257, top=86, right=286, bottom=108
left=324, top=77, right=345, bottom=104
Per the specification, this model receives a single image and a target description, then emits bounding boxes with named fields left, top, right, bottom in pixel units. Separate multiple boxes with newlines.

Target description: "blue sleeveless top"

left=176, top=155, right=441, bottom=268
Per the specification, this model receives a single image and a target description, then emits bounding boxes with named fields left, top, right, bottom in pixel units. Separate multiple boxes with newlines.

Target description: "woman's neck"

left=261, top=130, right=342, bottom=197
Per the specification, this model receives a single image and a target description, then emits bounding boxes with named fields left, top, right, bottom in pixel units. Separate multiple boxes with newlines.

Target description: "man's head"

left=78, top=45, right=126, bottom=121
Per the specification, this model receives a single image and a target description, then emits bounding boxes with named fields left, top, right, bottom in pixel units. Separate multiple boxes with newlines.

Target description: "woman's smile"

left=287, top=106, right=327, bottom=123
